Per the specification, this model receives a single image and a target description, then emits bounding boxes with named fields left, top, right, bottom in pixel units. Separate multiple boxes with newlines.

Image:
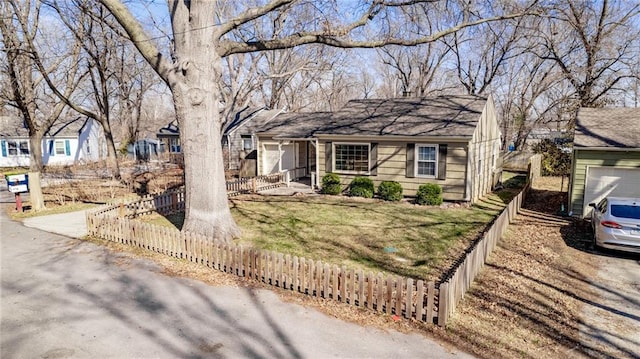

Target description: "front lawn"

left=148, top=194, right=509, bottom=281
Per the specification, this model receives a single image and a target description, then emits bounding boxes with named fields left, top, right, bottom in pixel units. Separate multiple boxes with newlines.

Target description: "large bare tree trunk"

left=169, top=2, right=239, bottom=240
left=28, top=133, right=45, bottom=211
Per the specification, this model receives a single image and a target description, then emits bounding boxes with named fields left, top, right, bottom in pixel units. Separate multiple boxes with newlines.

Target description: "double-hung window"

left=334, top=143, right=370, bottom=173
left=169, top=137, right=181, bottom=153
left=6, top=140, right=30, bottom=156
left=416, top=144, right=438, bottom=177
left=55, top=140, right=66, bottom=155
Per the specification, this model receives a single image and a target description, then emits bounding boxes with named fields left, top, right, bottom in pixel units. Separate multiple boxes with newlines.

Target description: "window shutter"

left=65, top=140, right=71, bottom=156
left=438, top=144, right=448, bottom=180
left=48, top=140, right=54, bottom=156
left=370, top=143, right=378, bottom=176
left=325, top=141, right=332, bottom=173
left=406, top=143, right=415, bottom=178
left=1, top=140, right=6, bottom=157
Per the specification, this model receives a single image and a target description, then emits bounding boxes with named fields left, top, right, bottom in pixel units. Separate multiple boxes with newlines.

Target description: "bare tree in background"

left=37, top=0, right=141, bottom=179
left=99, top=0, right=531, bottom=241
left=446, top=13, right=526, bottom=95
left=378, top=42, right=451, bottom=97
left=0, top=0, right=82, bottom=210
left=113, top=45, right=162, bottom=149
left=537, top=0, right=640, bottom=126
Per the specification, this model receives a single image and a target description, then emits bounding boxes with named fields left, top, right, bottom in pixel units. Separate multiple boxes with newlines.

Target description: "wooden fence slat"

left=308, top=260, right=314, bottom=296
left=323, top=263, right=330, bottom=299
left=386, top=275, right=394, bottom=314
left=356, top=270, right=364, bottom=307
left=332, top=264, right=339, bottom=300
left=376, top=273, right=384, bottom=312
left=340, top=266, right=347, bottom=303
left=366, top=272, right=374, bottom=310
left=405, top=278, right=413, bottom=319
left=427, top=281, right=435, bottom=324
left=416, top=280, right=425, bottom=322
left=395, top=276, right=403, bottom=316
left=293, top=256, right=299, bottom=291
left=300, top=257, right=306, bottom=294
left=316, top=260, right=324, bottom=297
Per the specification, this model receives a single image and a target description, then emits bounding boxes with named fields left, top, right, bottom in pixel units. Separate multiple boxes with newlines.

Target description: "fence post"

left=285, top=171, right=291, bottom=187
left=118, top=203, right=125, bottom=218
left=438, top=282, right=449, bottom=327
left=251, top=178, right=257, bottom=193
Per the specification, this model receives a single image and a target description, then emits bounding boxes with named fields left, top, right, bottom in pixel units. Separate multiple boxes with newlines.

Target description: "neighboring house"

left=0, top=115, right=104, bottom=167
left=157, top=120, right=181, bottom=153
left=222, top=107, right=284, bottom=172
left=568, top=108, right=640, bottom=218
left=127, top=138, right=162, bottom=161
left=255, top=95, right=502, bottom=202
left=157, top=108, right=285, bottom=173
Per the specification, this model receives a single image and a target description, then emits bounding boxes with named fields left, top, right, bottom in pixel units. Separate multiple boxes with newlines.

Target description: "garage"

left=583, top=167, right=640, bottom=213
left=262, top=143, right=296, bottom=174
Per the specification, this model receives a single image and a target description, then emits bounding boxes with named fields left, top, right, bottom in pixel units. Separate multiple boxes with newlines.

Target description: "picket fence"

left=226, top=172, right=287, bottom=196
left=436, top=154, right=540, bottom=325
left=86, top=212, right=439, bottom=323
left=87, top=158, right=539, bottom=326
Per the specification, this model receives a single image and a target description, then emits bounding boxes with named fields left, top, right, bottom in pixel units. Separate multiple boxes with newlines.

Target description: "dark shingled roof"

left=256, top=95, right=488, bottom=139
left=575, top=108, right=640, bottom=148
left=257, top=112, right=332, bottom=138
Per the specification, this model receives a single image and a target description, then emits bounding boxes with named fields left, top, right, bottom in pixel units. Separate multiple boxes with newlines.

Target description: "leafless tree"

left=0, top=0, right=83, bottom=210
left=536, top=0, right=640, bottom=126
left=445, top=12, right=527, bottom=95
left=99, top=0, right=531, bottom=241
left=377, top=42, right=451, bottom=97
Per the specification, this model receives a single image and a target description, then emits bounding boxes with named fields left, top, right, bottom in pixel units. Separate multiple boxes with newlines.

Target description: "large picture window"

left=334, top=143, right=370, bottom=173
left=416, top=144, right=437, bottom=177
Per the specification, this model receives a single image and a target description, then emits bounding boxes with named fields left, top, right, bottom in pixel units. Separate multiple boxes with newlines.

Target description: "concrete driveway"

left=0, top=209, right=473, bottom=358
left=579, top=249, right=640, bottom=358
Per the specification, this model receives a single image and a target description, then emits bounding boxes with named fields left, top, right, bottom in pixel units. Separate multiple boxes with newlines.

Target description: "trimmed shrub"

left=378, top=181, right=403, bottom=201
left=415, top=183, right=443, bottom=205
left=349, top=176, right=374, bottom=198
left=321, top=173, right=342, bottom=195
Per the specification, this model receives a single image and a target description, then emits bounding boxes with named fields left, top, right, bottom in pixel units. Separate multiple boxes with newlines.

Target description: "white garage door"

left=584, top=167, right=640, bottom=213
left=262, top=143, right=296, bottom=174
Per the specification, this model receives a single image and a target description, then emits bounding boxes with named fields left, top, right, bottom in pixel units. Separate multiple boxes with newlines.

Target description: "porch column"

left=278, top=141, right=283, bottom=173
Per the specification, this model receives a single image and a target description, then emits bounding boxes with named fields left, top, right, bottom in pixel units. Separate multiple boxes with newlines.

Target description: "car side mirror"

left=588, top=202, right=596, bottom=208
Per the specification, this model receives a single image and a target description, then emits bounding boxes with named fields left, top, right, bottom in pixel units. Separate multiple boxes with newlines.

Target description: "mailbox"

left=6, top=174, right=29, bottom=193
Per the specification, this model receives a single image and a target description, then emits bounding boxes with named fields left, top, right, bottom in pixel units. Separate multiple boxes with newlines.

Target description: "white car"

left=589, top=197, right=640, bottom=253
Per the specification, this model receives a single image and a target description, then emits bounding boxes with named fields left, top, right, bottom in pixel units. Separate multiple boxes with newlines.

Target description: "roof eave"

left=574, top=146, right=640, bottom=152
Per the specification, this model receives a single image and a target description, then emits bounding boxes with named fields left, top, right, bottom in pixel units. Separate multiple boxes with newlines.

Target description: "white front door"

left=262, top=143, right=296, bottom=174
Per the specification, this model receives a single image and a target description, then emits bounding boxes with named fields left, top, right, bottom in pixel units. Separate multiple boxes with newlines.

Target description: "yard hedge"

left=378, top=181, right=403, bottom=201
left=321, top=173, right=342, bottom=195
left=349, top=177, right=374, bottom=198
left=416, top=183, right=443, bottom=205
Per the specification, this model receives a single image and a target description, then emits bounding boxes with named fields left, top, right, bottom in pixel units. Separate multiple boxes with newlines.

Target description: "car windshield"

left=611, top=205, right=640, bottom=220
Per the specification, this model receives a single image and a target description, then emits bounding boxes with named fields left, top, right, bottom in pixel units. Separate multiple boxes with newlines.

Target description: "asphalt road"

left=0, top=207, right=474, bottom=358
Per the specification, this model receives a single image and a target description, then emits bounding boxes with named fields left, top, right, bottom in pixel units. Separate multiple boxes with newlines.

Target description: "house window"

left=241, top=135, right=253, bottom=150
left=55, top=140, right=66, bottom=155
left=86, top=139, right=90, bottom=154
left=334, top=143, right=370, bottom=173
left=6, top=140, right=29, bottom=156
left=416, top=144, right=437, bottom=177
left=169, top=137, right=181, bottom=153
